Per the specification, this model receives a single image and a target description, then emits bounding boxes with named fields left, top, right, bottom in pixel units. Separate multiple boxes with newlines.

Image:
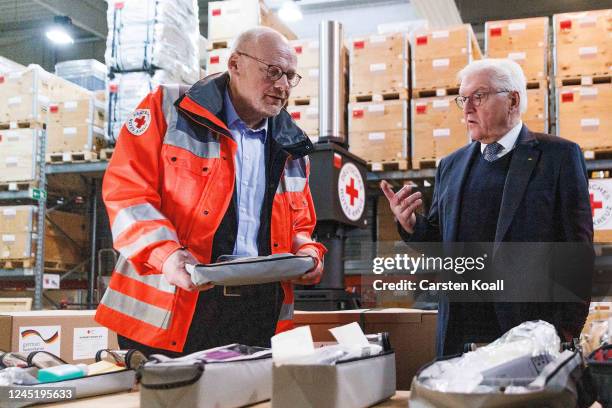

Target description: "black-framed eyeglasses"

left=236, top=51, right=302, bottom=87
left=455, top=90, right=511, bottom=110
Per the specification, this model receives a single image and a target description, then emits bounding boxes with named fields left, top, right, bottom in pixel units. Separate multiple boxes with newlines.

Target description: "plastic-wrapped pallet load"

left=105, top=0, right=200, bottom=85
left=106, top=70, right=182, bottom=143
left=55, top=59, right=107, bottom=91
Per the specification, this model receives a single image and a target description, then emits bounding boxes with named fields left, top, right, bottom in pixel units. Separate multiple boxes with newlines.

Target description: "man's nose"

left=274, top=73, right=290, bottom=91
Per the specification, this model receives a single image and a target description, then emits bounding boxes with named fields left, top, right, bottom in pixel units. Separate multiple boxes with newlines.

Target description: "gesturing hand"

left=380, top=180, right=423, bottom=234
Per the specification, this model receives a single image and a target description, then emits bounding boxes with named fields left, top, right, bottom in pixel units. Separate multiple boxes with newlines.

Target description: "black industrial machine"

left=295, top=21, right=368, bottom=311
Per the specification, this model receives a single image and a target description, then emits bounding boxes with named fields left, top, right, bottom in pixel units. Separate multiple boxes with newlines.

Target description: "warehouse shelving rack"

left=0, top=155, right=105, bottom=310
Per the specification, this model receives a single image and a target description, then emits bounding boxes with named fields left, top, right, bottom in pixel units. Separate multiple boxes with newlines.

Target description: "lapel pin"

left=528, top=157, right=533, bottom=161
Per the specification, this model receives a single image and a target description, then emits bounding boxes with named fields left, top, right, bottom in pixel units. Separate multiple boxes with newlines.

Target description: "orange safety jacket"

left=95, top=73, right=326, bottom=352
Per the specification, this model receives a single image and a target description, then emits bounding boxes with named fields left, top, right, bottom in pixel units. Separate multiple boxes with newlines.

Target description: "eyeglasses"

left=236, top=51, right=302, bottom=87
left=454, top=90, right=510, bottom=110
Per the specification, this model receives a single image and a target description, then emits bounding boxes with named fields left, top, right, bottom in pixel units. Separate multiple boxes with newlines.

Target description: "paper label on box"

left=508, top=52, right=526, bottom=61
left=37, top=95, right=49, bottom=106
left=370, top=63, right=387, bottom=72
left=368, top=132, right=385, bottom=140
left=306, top=107, right=318, bottom=117
left=9, top=121, right=17, bottom=129
left=508, top=22, right=526, bottom=31
left=580, top=87, right=598, bottom=97
left=43, top=273, right=60, bottom=289
left=63, top=127, right=77, bottom=135
left=5, top=131, right=19, bottom=142
left=62, top=152, right=71, bottom=161
left=581, top=76, right=593, bottom=86
left=5, top=156, right=18, bottom=166
left=578, top=15, right=597, bottom=26
left=433, top=128, right=451, bottom=137
left=432, top=58, right=450, bottom=68
left=2, top=234, right=15, bottom=243
left=367, top=104, right=385, bottom=113
left=579, top=46, right=597, bottom=56
left=581, top=118, right=600, bottom=128
left=436, top=89, right=447, bottom=97
left=73, top=327, right=109, bottom=360
left=369, top=35, right=386, bottom=43
left=19, top=326, right=61, bottom=356
left=308, top=68, right=319, bottom=78
left=432, top=99, right=450, bottom=109
left=63, top=101, right=78, bottom=110
left=432, top=30, right=449, bottom=39
left=8, top=96, right=21, bottom=106
left=2, top=208, right=17, bottom=217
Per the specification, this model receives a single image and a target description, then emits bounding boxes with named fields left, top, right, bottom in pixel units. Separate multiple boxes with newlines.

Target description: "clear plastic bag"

left=419, top=320, right=561, bottom=393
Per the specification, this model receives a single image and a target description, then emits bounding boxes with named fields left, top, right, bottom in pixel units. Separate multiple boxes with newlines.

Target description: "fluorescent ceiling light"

left=46, top=28, right=74, bottom=45
left=46, top=16, right=74, bottom=45
left=278, top=1, right=303, bottom=22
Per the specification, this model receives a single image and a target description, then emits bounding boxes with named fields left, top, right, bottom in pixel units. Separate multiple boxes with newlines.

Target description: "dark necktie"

left=483, top=142, right=504, bottom=162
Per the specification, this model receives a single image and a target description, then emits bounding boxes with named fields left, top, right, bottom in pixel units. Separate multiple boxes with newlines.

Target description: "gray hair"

left=231, top=26, right=289, bottom=53
left=458, top=58, right=528, bottom=113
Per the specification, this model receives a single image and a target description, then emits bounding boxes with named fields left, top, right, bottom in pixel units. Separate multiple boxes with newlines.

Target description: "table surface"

left=37, top=390, right=412, bottom=407
left=36, top=389, right=605, bottom=408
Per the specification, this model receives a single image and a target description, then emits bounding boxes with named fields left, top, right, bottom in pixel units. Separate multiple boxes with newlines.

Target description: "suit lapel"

left=447, top=142, right=479, bottom=240
left=494, top=126, right=541, bottom=244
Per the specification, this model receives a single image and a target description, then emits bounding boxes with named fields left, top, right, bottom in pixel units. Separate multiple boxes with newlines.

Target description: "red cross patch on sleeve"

left=126, top=109, right=151, bottom=136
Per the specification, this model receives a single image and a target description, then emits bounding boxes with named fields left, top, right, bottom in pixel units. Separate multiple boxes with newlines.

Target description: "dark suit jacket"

left=400, top=125, right=594, bottom=356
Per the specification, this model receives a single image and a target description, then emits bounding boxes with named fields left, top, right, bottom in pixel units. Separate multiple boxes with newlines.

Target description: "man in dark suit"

left=381, top=59, right=594, bottom=356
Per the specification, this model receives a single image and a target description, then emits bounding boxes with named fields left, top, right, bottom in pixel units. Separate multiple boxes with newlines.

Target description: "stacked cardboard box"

left=486, top=17, right=549, bottom=133
left=0, top=205, right=88, bottom=270
left=410, top=25, right=480, bottom=168
left=286, top=39, right=320, bottom=141
left=554, top=9, right=612, bottom=156
left=349, top=33, right=410, bottom=170
left=348, top=99, right=409, bottom=170
left=411, top=25, right=482, bottom=95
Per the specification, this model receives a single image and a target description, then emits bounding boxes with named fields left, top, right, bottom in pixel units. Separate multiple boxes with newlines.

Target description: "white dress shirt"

left=479, top=121, right=523, bottom=160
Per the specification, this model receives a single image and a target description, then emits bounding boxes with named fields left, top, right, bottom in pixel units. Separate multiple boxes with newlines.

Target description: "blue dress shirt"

left=224, top=90, right=267, bottom=257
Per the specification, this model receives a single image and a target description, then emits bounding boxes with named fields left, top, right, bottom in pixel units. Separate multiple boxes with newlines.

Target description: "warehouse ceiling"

left=0, top=0, right=610, bottom=57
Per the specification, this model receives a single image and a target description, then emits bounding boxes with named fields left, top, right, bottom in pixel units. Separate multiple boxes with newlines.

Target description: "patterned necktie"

left=483, top=142, right=504, bottom=162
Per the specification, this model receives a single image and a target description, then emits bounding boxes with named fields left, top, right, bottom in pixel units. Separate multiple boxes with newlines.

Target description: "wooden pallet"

left=0, top=120, right=42, bottom=130
left=412, top=158, right=439, bottom=170
left=0, top=181, right=37, bottom=192
left=44, top=260, right=84, bottom=273
left=46, top=151, right=99, bottom=163
left=0, top=259, right=34, bottom=269
left=368, top=159, right=409, bottom=172
left=411, top=87, right=460, bottom=99
left=555, top=74, right=611, bottom=87
left=583, top=149, right=612, bottom=161
left=209, top=40, right=231, bottom=50
left=287, top=97, right=317, bottom=106
left=0, top=297, right=32, bottom=312
left=349, top=89, right=409, bottom=103
left=99, top=148, right=114, bottom=161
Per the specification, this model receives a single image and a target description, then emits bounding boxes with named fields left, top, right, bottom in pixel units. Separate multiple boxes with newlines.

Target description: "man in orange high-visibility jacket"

left=95, top=27, right=326, bottom=356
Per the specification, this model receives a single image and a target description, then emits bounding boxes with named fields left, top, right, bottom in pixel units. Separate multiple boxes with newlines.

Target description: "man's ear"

left=227, top=53, right=240, bottom=75
left=510, top=91, right=520, bottom=112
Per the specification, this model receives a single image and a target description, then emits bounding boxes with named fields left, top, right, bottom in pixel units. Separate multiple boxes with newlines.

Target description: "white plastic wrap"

left=105, top=0, right=200, bottom=84
left=107, top=70, right=179, bottom=142
left=419, top=320, right=561, bottom=393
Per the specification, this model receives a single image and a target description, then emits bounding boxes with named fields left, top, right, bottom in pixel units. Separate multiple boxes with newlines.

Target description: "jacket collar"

left=177, top=72, right=313, bottom=158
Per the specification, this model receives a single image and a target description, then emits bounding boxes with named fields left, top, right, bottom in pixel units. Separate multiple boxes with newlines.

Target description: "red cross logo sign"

left=126, top=109, right=151, bottom=136
left=589, top=180, right=612, bottom=230
left=590, top=193, right=602, bottom=216
left=338, top=162, right=365, bottom=221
